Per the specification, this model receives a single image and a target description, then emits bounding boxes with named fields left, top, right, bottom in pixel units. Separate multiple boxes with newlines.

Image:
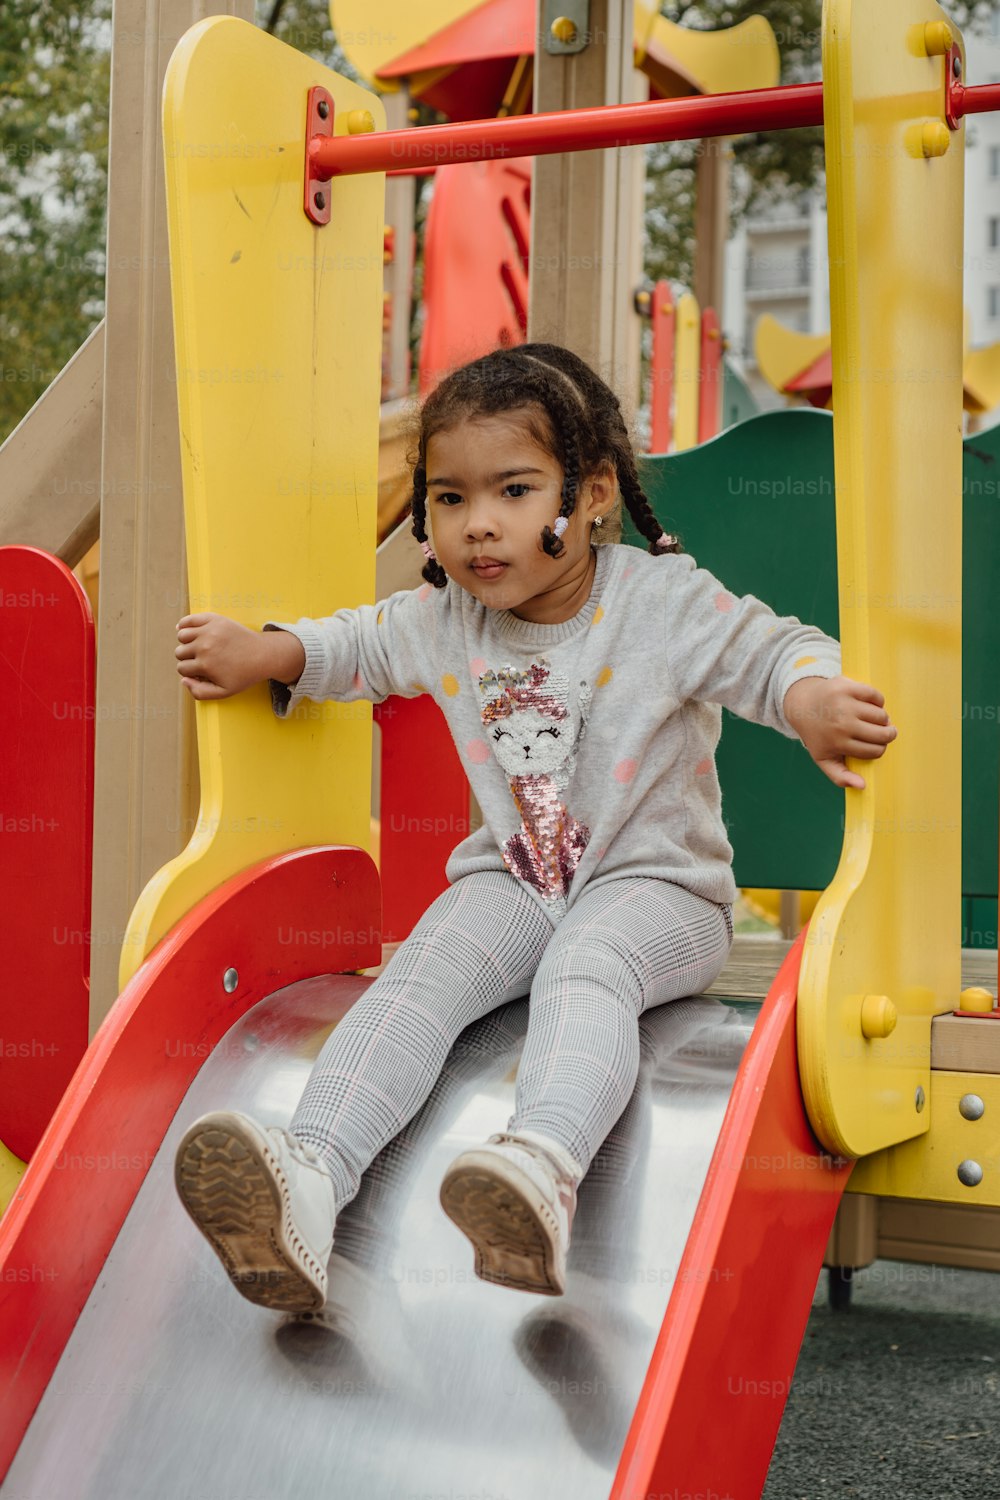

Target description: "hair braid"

left=609, top=414, right=682, bottom=556
left=408, top=461, right=449, bottom=588
left=532, top=374, right=586, bottom=559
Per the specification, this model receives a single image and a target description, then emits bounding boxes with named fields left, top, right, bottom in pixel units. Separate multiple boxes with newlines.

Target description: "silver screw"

left=959, top=1093, right=985, bottom=1121
left=915, top=1086, right=926, bottom=1113
left=223, top=967, right=239, bottom=993
left=957, top=1159, right=983, bottom=1188
left=952, top=53, right=962, bottom=78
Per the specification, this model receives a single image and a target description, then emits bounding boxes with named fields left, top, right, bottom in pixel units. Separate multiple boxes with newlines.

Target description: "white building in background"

left=724, top=13, right=1000, bottom=422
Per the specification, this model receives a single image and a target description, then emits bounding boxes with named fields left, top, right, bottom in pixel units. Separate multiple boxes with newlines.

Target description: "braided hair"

left=409, top=343, right=683, bottom=588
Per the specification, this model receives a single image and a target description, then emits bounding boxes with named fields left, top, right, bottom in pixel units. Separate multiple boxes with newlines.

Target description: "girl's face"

left=425, top=409, right=614, bottom=624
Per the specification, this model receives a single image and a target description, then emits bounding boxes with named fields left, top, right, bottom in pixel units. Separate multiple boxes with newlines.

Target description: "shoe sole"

left=439, top=1150, right=565, bottom=1296
left=174, top=1114, right=327, bottom=1314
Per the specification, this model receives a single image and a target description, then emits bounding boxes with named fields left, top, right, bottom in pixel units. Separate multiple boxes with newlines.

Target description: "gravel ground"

left=764, top=1260, right=1000, bottom=1499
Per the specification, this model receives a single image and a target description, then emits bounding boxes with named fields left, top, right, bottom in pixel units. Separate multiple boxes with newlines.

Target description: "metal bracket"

left=945, top=44, right=964, bottom=131
left=542, top=0, right=590, bottom=55
left=304, top=86, right=333, bottom=226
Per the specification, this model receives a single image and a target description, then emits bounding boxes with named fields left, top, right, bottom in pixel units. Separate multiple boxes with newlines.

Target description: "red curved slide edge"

left=611, top=925, right=854, bottom=1500
left=0, top=846, right=380, bottom=1484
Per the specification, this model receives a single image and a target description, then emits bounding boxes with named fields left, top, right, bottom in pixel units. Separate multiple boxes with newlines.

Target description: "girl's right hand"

left=175, top=614, right=268, bottom=700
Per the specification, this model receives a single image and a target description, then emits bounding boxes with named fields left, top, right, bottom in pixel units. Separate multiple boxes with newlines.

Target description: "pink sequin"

left=504, top=774, right=589, bottom=901
left=466, top=739, right=490, bottom=764
left=614, top=758, right=638, bottom=783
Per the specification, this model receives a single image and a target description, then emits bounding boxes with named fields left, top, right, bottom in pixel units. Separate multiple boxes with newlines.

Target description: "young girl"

left=173, top=342, right=897, bottom=1314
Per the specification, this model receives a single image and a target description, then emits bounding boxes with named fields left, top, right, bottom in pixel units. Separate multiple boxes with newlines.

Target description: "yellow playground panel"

left=120, top=18, right=386, bottom=990
left=797, top=0, right=965, bottom=1162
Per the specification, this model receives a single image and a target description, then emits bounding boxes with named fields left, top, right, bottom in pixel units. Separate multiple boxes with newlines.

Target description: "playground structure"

left=1, top=0, right=1000, bottom=1495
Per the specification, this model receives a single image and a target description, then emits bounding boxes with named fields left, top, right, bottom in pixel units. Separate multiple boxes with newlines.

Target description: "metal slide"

left=2, top=974, right=759, bottom=1500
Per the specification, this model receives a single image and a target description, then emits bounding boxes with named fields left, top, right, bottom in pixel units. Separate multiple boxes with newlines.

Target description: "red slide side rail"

left=612, top=927, right=853, bottom=1499
left=0, top=847, right=380, bottom=1483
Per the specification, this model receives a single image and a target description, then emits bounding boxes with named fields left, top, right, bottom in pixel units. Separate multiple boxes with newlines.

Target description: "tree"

left=646, top=0, right=1000, bottom=290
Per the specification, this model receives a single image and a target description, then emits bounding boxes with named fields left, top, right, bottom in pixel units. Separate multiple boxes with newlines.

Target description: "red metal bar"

left=318, top=76, right=1000, bottom=181
left=311, top=82, right=825, bottom=180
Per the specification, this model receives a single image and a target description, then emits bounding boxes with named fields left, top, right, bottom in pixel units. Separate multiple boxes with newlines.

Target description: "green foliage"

left=647, top=0, right=999, bottom=289
left=0, top=0, right=111, bottom=440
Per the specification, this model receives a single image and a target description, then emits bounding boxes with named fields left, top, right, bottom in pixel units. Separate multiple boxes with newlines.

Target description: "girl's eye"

left=504, top=484, right=530, bottom=498
left=536, top=727, right=560, bottom=739
left=435, top=492, right=463, bottom=507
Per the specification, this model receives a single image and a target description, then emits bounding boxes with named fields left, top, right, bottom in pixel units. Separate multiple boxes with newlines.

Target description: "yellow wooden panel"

left=797, top=2, right=965, bottom=1158
left=646, top=13, right=780, bottom=95
left=121, top=17, right=385, bottom=988
left=0, top=1137, right=26, bottom=1216
left=754, top=314, right=831, bottom=397
left=673, top=291, right=700, bottom=453
left=849, top=1072, right=1000, bottom=1206
left=331, top=0, right=478, bottom=87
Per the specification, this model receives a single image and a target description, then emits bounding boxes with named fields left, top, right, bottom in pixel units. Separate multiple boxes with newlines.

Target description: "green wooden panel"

left=721, top=358, right=759, bottom=431
left=627, top=408, right=1000, bottom=917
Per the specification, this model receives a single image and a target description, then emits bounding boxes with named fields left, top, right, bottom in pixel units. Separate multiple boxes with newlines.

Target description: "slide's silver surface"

left=4, top=975, right=758, bottom=1500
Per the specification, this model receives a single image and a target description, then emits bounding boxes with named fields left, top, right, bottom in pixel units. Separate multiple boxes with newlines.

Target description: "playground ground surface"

left=765, top=1258, right=1000, bottom=1499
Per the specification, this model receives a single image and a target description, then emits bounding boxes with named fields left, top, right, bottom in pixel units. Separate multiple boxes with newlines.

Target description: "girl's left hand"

left=783, top=675, right=898, bottom=790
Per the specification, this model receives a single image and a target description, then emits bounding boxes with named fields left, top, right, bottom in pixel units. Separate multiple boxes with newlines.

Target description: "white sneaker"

left=439, top=1130, right=583, bottom=1296
left=175, top=1110, right=337, bottom=1314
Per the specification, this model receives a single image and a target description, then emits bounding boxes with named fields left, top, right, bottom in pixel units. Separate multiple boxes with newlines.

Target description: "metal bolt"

left=957, top=1159, right=983, bottom=1188
left=317, top=99, right=330, bottom=119
left=313, top=190, right=326, bottom=211
left=223, top=967, right=239, bottom=993
left=953, top=53, right=963, bottom=79
left=959, top=1093, right=985, bottom=1121
left=915, top=1085, right=926, bottom=1113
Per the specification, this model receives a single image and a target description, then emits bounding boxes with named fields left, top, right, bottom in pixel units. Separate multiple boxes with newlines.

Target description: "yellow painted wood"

left=797, top=1, right=965, bottom=1158
left=331, top=0, right=478, bottom=87
left=848, top=1072, right=1000, bottom=1206
left=121, top=17, right=385, bottom=988
left=964, top=338, right=1000, bottom=414
left=645, top=12, right=780, bottom=94
left=0, top=1137, right=26, bottom=1217
left=673, top=291, right=700, bottom=453
left=754, top=315, right=831, bottom=397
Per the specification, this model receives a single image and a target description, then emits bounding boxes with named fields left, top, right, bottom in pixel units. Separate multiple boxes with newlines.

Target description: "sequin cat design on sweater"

left=479, top=662, right=592, bottom=902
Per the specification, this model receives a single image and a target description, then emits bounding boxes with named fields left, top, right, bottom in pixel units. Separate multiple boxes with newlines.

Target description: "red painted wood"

left=417, top=157, right=531, bottom=396
left=698, top=307, right=723, bottom=445
left=0, top=846, right=380, bottom=1483
left=611, top=927, right=853, bottom=1500
left=375, top=694, right=470, bottom=944
left=649, top=279, right=675, bottom=454
left=0, top=547, right=94, bottom=1160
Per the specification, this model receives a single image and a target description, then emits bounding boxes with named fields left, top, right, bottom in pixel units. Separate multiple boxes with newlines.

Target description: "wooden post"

left=382, top=90, right=415, bottom=401
left=693, top=139, right=731, bottom=316
left=88, top=0, right=253, bottom=1030
left=528, top=0, right=646, bottom=414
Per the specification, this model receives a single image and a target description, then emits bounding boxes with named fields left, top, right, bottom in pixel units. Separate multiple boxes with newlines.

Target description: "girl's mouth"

left=471, top=561, right=507, bottom=579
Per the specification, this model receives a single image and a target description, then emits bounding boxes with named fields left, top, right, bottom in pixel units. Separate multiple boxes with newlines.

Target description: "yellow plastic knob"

left=550, top=16, right=578, bottom=44
left=860, top=994, right=898, bottom=1040
left=922, top=21, right=953, bottom=57
left=959, top=986, right=997, bottom=1013
left=346, top=110, right=375, bottom=135
left=921, top=122, right=950, bottom=158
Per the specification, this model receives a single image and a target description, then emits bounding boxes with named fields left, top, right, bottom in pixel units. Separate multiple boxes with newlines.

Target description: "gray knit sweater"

left=264, top=544, right=841, bottom=918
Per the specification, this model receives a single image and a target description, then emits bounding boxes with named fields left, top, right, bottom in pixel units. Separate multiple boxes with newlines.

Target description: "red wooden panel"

left=0, top=547, right=94, bottom=1160
left=698, top=305, right=723, bottom=445
left=0, top=845, right=380, bottom=1483
left=375, top=695, right=469, bottom=944
left=649, top=278, right=675, bottom=454
left=612, top=926, right=853, bottom=1499
left=418, top=157, right=531, bottom=395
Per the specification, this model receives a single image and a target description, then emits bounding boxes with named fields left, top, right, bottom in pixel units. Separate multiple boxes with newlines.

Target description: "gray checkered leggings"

left=291, top=870, right=734, bottom=1214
